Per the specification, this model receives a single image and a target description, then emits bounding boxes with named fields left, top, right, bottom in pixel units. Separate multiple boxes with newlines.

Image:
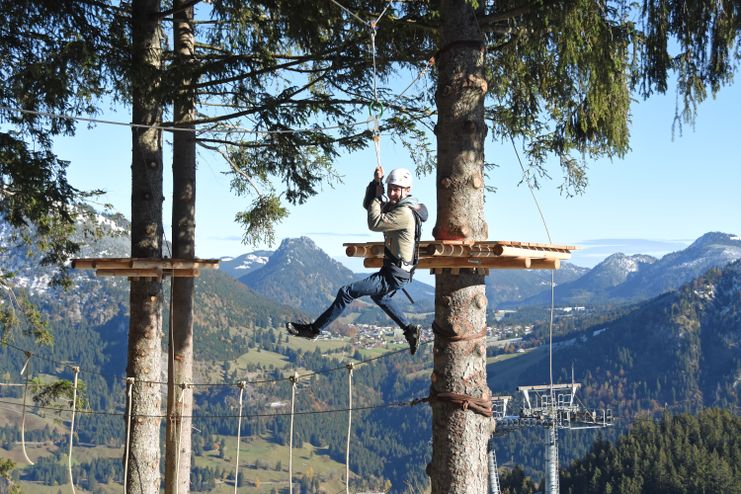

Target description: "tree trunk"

left=430, top=1, right=493, bottom=492
left=165, top=2, right=196, bottom=494
left=127, top=1, right=164, bottom=494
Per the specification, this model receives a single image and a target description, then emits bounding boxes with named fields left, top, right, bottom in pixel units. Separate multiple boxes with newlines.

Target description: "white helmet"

left=385, top=168, right=413, bottom=188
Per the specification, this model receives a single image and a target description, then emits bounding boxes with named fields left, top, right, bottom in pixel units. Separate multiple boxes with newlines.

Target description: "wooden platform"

left=71, top=258, right=220, bottom=278
left=343, top=240, right=576, bottom=275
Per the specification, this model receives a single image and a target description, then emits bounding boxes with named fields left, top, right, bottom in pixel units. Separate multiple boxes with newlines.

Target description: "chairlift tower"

left=488, top=384, right=613, bottom=494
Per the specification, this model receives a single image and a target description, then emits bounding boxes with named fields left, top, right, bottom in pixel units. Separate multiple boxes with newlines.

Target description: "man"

left=286, top=165, right=428, bottom=355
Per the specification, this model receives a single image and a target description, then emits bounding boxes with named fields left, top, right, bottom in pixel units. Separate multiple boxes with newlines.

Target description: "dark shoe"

left=403, top=324, right=421, bottom=355
left=286, top=322, right=320, bottom=340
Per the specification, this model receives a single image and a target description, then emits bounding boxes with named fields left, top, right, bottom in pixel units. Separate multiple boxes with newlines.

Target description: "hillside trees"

left=560, top=409, right=741, bottom=493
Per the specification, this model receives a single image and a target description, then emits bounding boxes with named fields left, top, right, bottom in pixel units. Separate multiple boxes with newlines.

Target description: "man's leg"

left=371, top=290, right=409, bottom=329
left=372, top=284, right=421, bottom=355
left=312, top=272, right=387, bottom=331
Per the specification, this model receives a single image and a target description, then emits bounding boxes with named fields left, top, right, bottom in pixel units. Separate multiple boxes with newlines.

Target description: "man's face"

left=387, top=184, right=410, bottom=204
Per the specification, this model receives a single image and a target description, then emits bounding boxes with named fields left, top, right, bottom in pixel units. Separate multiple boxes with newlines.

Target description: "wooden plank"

left=72, top=258, right=219, bottom=270
left=96, top=268, right=201, bottom=278
left=97, top=268, right=163, bottom=277
left=364, top=256, right=560, bottom=270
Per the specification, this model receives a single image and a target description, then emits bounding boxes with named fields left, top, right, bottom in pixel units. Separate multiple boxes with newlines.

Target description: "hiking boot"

left=286, top=322, right=320, bottom=340
left=403, top=324, right=421, bottom=356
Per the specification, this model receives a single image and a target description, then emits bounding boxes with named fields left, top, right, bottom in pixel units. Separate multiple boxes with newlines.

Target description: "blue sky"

left=56, top=78, right=740, bottom=272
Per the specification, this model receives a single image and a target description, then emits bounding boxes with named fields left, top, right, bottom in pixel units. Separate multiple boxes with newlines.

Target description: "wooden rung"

left=491, top=245, right=572, bottom=260
left=494, top=240, right=578, bottom=250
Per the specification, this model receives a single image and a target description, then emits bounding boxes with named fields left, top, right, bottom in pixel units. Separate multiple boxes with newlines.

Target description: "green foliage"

left=235, top=194, right=289, bottom=247
left=561, top=409, right=741, bottom=494
left=31, top=376, right=88, bottom=414
left=0, top=458, right=15, bottom=479
left=0, top=1, right=117, bottom=274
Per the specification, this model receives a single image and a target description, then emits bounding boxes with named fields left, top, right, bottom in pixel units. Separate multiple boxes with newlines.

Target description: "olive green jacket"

left=363, top=181, right=428, bottom=266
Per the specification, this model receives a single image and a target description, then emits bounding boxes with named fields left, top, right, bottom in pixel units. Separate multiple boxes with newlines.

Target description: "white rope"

left=175, top=384, right=188, bottom=494
left=368, top=21, right=383, bottom=169
left=233, top=382, right=246, bottom=494
left=288, top=372, right=298, bottom=494
left=68, top=367, right=80, bottom=494
left=19, top=353, right=34, bottom=465
left=509, top=136, right=556, bottom=405
left=345, top=363, right=354, bottom=494
left=123, top=377, right=134, bottom=494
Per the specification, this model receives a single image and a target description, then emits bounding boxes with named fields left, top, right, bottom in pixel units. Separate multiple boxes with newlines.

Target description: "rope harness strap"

left=432, top=322, right=488, bottom=342
left=429, top=391, right=493, bottom=418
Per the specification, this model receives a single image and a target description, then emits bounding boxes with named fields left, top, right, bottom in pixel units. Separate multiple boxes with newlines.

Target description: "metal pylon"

left=487, top=437, right=502, bottom=494
left=544, top=422, right=559, bottom=494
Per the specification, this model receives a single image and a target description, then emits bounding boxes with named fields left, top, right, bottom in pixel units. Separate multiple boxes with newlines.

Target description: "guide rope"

left=123, top=377, right=134, bottom=494
left=288, top=372, right=299, bottom=494
left=68, top=366, right=80, bottom=494
left=233, top=381, right=246, bottom=494
left=345, top=363, right=354, bottom=494
left=20, top=353, right=34, bottom=465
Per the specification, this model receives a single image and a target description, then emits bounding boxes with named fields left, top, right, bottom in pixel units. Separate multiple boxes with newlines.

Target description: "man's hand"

left=373, top=165, right=384, bottom=198
left=374, top=165, right=384, bottom=183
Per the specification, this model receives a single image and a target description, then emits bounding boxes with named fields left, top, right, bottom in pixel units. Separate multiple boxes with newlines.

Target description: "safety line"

left=345, top=363, right=354, bottom=494
left=175, top=384, right=188, bottom=494
left=233, top=382, right=246, bottom=494
left=0, top=396, right=422, bottom=419
left=68, top=366, right=80, bottom=494
left=2, top=335, right=432, bottom=387
left=123, top=378, right=134, bottom=494
left=288, top=372, right=298, bottom=494
left=20, top=353, right=34, bottom=465
left=2, top=341, right=111, bottom=381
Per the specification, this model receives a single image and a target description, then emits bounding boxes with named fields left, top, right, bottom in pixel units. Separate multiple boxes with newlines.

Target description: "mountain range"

left=517, top=232, right=741, bottom=307
left=229, top=232, right=741, bottom=317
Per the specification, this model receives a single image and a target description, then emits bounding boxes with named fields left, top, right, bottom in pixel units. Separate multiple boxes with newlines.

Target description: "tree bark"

left=127, top=1, right=164, bottom=494
left=430, top=1, right=493, bottom=492
left=165, top=2, right=196, bottom=494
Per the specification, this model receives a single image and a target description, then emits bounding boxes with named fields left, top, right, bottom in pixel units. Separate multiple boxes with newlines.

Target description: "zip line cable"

left=0, top=395, right=425, bottom=420
left=509, top=136, right=557, bottom=408
left=2, top=334, right=433, bottom=388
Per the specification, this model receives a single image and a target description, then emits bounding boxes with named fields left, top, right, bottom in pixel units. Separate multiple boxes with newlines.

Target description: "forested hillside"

left=560, top=409, right=741, bottom=494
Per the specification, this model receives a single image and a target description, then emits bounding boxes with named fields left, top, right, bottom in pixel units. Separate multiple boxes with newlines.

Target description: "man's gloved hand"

left=374, top=165, right=384, bottom=197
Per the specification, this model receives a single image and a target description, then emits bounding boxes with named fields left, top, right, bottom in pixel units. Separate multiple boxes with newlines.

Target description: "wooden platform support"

left=344, top=240, right=575, bottom=275
left=71, top=258, right=220, bottom=278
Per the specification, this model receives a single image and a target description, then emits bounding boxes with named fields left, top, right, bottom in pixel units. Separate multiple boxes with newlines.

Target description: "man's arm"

left=362, top=165, right=385, bottom=210
left=367, top=200, right=414, bottom=232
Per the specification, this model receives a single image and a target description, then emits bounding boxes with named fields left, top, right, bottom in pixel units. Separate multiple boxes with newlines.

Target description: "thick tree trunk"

left=127, top=1, right=164, bottom=494
left=165, top=2, right=196, bottom=494
left=430, top=1, right=493, bottom=492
